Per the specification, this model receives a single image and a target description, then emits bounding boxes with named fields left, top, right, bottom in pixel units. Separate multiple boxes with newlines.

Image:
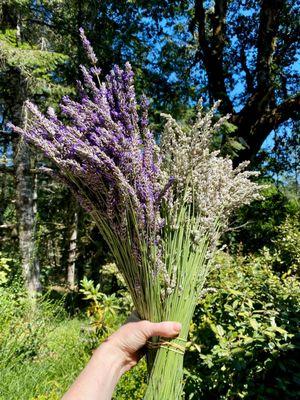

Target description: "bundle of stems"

left=11, top=30, right=261, bottom=399
left=95, top=196, right=214, bottom=399
left=143, top=203, right=215, bottom=399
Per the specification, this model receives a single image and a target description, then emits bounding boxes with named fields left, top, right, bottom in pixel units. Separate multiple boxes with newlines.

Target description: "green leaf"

left=216, top=324, right=225, bottom=337
left=249, top=318, right=259, bottom=330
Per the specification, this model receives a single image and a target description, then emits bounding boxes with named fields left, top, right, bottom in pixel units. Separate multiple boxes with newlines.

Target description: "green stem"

left=144, top=340, right=186, bottom=400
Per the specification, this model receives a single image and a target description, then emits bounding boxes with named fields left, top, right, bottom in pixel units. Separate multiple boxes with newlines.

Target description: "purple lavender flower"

left=10, top=50, right=169, bottom=265
left=79, top=28, right=98, bottom=65
left=9, top=29, right=179, bottom=294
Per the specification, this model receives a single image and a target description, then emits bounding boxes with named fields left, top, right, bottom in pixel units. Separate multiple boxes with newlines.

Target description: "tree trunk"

left=15, top=132, right=41, bottom=294
left=67, top=201, right=78, bottom=288
left=1, top=10, right=41, bottom=294
left=12, top=75, right=41, bottom=294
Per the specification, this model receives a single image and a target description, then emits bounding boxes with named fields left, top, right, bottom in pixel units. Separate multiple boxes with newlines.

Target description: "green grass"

left=0, top=283, right=90, bottom=400
left=0, top=284, right=147, bottom=400
left=0, top=317, right=89, bottom=400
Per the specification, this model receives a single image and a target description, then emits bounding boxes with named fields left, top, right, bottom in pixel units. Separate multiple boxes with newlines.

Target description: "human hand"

left=63, top=319, right=181, bottom=400
left=100, top=320, right=182, bottom=373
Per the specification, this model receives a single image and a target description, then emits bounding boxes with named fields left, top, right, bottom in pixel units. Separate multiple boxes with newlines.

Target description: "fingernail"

left=173, top=322, right=182, bottom=333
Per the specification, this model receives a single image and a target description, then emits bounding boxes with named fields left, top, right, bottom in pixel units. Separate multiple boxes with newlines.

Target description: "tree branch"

left=255, top=93, right=300, bottom=134
left=0, top=223, right=16, bottom=229
left=23, top=18, right=76, bottom=36
left=23, top=18, right=55, bottom=30
left=256, top=0, right=284, bottom=88
left=0, top=165, right=15, bottom=174
left=234, top=93, right=300, bottom=165
left=194, top=0, right=234, bottom=114
left=0, top=166, right=47, bottom=175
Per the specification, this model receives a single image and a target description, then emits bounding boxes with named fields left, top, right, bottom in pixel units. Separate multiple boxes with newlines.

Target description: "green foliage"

left=79, top=276, right=131, bottom=349
left=80, top=277, right=120, bottom=329
left=0, top=252, right=20, bottom=285
left=217, top=122, right=249, bottom=158
left=0, top=252, right=12, bottom=284
left=0, top=316, right=89, bottom=400
left=0, top=283, right=62, bottom=368
left=1, top=249, right=299, bottom=400
left=0, top=283, right=89, bottom=399
left=271, top=213, right=300, bottom=274
left=261, top=122, right=300, bottom=187
left=0, top=29, right=73, bottom=103
left=79, top=275, right=148, bottom=398
left=0, top=279, right=148, bottom=399
left=226, top=184, right=300, bottom=254
left=184, top=252, right=300, bottom=399
left=114, top=360, right=147, bottom=400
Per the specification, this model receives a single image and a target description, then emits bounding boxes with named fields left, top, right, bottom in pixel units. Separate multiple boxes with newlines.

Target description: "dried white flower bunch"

left=161, top=99, right=261, bottom=238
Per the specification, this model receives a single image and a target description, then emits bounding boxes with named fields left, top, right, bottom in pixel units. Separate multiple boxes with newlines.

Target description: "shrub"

left=271, top=213, right=300, bottom=274
left=114, top=360, right=147, bottom=399
left=226, top=184, right=299, bottom=254
left=0, top=253, right=11, bottom=285
left=79, top=275, right=132, bottom=350
left=184, top=252, right=300, bottom=399
left=0, top=252, right=20, bottom=285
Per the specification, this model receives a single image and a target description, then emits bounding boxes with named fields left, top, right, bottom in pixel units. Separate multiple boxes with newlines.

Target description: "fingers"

left=139, top=321, right=182, bottom=339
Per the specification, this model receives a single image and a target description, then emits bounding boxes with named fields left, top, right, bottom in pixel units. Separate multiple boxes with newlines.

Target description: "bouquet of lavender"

left=12, top=30, right=260, bottom=399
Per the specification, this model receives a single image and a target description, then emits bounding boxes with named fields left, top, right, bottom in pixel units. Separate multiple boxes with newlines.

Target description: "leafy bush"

left=2, top=248, right=299, bottom=399
left=79, top=275, right=132, bottom=350
left=114, top=360, right=147, bottom=399
left=271, top=213, right=300, bottom=274
left=0, top=252, right=20, bottom=285
left=184, top=252, right=300, bottom=399
left=226, top=184, right=299, bottom=254
left=0, top=252, right=12, bottom=285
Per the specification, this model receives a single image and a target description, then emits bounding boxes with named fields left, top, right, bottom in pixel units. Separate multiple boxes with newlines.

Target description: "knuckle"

left=139, top=320, right=152, bottom=333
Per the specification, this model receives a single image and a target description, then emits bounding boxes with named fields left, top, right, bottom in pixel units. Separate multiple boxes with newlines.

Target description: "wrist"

left=94, top=341, right=130, bottom=376
left=62, top=340, right=127, bottom=400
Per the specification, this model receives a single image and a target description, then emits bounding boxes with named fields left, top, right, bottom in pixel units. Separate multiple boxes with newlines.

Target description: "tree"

left=66, top=196, right=79, bottom=288
left=188, top=0, right=300, bottom=163
left=1, top=2, right=40, bottom=293
left=0, top=0, right=70, bottom=292
left=110, top=0, right=299, bottom=164
left=1, top=0, right=150, bottom=290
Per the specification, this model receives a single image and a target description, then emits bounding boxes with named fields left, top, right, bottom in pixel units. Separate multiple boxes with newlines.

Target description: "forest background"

left=0, top=1, right=299, bottom=399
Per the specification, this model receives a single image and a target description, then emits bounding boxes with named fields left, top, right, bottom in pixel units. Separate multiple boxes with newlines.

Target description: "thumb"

left=143, top=321, right=182, bottom=339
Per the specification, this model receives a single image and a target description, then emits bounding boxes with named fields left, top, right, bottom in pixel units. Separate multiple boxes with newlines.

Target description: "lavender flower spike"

left=10, top=54, right=166, bottom=264
left=79, top=27, right=98, bottom=65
